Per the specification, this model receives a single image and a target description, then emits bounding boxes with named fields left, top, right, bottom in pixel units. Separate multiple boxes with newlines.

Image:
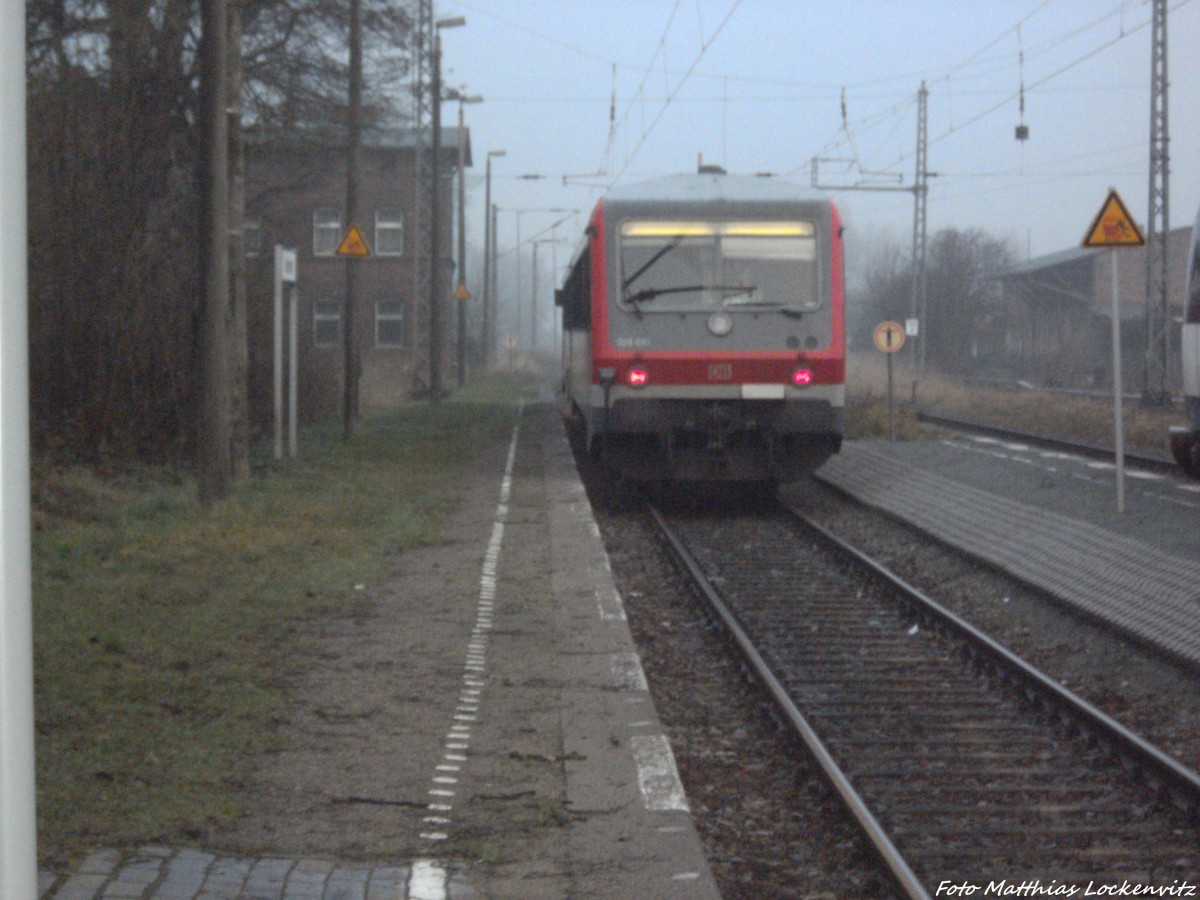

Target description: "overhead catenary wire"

left=836, top=0, right=1195, bottom=179
left=606, top=0, right=745, bottom=188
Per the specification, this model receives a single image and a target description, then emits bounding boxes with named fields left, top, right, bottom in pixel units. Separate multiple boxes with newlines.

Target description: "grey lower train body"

left=586, top=396, right=843, bottom=483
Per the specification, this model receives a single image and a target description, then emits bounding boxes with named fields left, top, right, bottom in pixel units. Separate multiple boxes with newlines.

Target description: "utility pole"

left=343, top=0, right=363, bottom=434
left=489, top=202, right=498, bottom=361
left=226, top=0, right=250, bottom=480
left=452, top=94, right=480, bottom=387
left=457, top=100, right=467, bottom=387
left=409, top=0, right=433, bottom=396
left=427, top=17, right=465, bottom=399
left=1144, top=0, right=1170, bottom=404
left=198, top=0, right=231, bottom=503
left=428, top=29, right=444, bottom=398
left=531, top=240, right=539, bottom=351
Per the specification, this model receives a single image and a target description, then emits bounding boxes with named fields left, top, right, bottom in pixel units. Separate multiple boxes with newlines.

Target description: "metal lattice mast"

left=1144, top=0, right=1170, bottom=403
left=911, top=81, right=929, bottom=371
left=810, top=81, right=930, bottom=371
left=409, top=0, right=434, bottom=394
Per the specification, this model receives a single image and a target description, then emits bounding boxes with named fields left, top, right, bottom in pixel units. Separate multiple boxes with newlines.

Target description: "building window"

left=375, top=208, right=404, bottom=256
left=244, top=218, right=262, bottom=257
left=314, top=298, right=342, bottom=347
left=376, top=299, right=406, bottom=348
left=313, top=208, right=341, bottom=257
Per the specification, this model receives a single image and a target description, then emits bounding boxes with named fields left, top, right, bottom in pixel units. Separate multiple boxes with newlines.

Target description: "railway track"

left=914, top=409, right=1176, bottom=473
left=649, top=501, right=1200, bottom=898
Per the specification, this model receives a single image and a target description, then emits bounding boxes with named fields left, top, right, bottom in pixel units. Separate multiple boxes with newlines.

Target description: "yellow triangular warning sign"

left=1082, top=190, right=1145, bottom=248
left=454, top=283, right=471, bottom=301
left=336, top=224, right=372, bottom=258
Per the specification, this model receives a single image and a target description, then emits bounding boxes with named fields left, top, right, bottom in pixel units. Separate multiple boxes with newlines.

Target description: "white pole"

left=273, top=245, right=284, bottom=460
left=288, top=285, right=298, bottom=458
left=1111, top=249, right=1126, bottom=513
left=0, top=1, right=39, bottom=893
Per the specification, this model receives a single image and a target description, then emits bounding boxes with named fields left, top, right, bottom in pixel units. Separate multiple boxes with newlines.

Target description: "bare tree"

left=924, top=229, right=1016, bottom=372
left=24, top=0, right=411, bottom=463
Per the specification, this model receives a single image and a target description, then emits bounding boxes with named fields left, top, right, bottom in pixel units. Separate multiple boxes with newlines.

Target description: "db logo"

left=708, top=363, right=733, bottom=381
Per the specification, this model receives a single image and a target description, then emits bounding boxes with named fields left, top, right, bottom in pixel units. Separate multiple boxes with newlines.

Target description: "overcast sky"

left=432, top=0, right=1200, bottom=282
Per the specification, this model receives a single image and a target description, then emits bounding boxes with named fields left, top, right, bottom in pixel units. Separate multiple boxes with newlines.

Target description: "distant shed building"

left=244, top=127, right=470, bottom=425
left=988, top=227, right=1189, bottom=390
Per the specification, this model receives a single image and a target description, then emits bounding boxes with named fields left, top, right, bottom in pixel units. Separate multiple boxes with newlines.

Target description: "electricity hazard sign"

left=336, top=225, right=372, bottom=258
left=1082, top=190, right=1145, bottom=248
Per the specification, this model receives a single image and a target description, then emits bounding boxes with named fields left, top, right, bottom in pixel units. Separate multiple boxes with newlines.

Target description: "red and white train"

left=558, top=168, right=845, bottom=484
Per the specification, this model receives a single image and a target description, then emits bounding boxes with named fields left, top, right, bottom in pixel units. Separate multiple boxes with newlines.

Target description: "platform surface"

left=817, top=437, right=1200, bottom=667
left=43, top=403, right=719, bottom=899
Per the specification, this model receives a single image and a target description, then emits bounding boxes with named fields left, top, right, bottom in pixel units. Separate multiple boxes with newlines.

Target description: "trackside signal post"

left=1082, top=189, right=1146, bottom=514
left=1, top=1, right=38, bottom=893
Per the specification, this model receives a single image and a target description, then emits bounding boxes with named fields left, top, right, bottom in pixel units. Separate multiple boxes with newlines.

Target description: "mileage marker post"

left=1082, top=188, right=1146, bottom=514
left=874, top=321, right=906, bottom=441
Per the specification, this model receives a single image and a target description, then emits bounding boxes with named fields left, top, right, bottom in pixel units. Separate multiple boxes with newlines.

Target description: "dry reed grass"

left=845, top=351, right=1181, bottom=458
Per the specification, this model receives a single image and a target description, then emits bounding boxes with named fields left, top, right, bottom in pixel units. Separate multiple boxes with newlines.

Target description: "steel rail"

left=646, top=504, right=931, bottom=900
left=915, top=409, right=1175, bottom=473
left=789, top=505, right=1200, bottom=821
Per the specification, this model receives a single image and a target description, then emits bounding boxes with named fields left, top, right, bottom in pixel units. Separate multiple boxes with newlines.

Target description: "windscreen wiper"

left=626, top=284, right=757, bottom=305
left=621, top=235, right=685, bottom=294
left=719, top=294, right=805, bottom=318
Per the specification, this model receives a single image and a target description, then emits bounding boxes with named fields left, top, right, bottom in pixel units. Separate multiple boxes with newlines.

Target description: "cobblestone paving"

left=42, top=847, right=474, bottom=899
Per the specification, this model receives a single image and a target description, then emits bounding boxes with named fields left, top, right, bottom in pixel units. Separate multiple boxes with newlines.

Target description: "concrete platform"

left=817, top=438, right=1200, bottom=668
left=42, top=403, right=719, bottom=899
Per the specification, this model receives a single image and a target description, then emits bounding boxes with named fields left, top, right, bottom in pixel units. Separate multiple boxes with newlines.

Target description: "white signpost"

left=1, top=3, right=38, bottom=894
left=274, top=246, right=299, bottom=460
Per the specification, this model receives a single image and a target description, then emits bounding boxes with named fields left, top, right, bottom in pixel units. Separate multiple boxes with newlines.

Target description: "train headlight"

left=628, top=368, right=649, bottom=388
left=792, top=368, right=814, bottom=387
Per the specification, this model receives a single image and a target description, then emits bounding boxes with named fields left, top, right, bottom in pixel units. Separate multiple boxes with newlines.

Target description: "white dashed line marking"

left=419, top=413, right=522, bottom=854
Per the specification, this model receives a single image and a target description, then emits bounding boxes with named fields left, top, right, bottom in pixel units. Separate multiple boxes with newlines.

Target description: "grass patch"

left=33, top=378, right=529, bottom=870
left=845, top=352, right=1181, bottom=457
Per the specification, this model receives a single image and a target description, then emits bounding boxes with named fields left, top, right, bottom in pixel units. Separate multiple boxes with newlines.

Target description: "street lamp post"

left=482, top=149, right=506, bottom=369
left=450, top=91, right=481, bottom=388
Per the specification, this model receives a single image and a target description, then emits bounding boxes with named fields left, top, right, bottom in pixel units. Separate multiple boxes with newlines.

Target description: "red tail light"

left=628, top=368, right=649, bottom=387
left=792, top=368, right=814, bottom=387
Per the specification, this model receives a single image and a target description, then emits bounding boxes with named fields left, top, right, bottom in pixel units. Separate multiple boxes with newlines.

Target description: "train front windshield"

left=618, top=220, right=820, bottom=315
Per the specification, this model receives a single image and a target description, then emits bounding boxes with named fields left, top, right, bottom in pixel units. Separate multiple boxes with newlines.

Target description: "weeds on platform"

left=32, top=380, right=527, bottom=871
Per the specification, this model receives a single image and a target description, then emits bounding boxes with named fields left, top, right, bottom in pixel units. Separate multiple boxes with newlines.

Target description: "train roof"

left=603, top=172, right=827, bottom=209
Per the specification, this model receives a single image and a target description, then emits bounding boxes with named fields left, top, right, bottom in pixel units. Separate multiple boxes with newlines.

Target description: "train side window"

left=1188, top=245, right=1200, bottom=324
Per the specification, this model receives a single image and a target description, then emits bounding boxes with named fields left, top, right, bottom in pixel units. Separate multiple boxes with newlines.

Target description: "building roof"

left=247, top=125, right=472, bottom=166
left=372, top=127, right=472, bottom=165
left=995, top=245, right=1096, bottom=280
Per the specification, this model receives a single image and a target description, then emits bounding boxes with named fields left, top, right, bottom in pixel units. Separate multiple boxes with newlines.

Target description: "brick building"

left=244, top=127, right=470, bottom=424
